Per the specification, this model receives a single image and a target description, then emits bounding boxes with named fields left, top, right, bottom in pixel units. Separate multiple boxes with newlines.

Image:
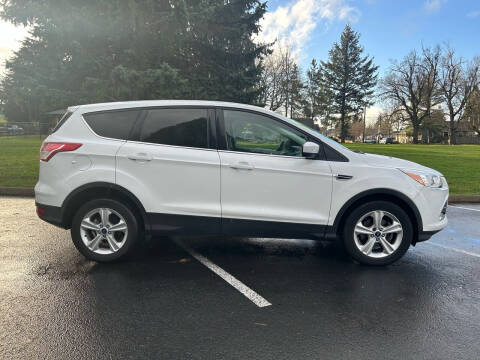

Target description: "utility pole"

left=362, top=105, right=366, bottom=143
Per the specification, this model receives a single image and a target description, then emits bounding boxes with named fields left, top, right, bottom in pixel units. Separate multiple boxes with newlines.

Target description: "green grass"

left=0, top=136, right=478, bottom=194
left=0, top=135, right=44, bottom=188
left=344, top=143, right=480, bottom=195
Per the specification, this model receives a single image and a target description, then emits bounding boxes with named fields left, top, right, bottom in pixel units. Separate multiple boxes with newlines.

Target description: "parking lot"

left=1, top=196, right=479, bottom=360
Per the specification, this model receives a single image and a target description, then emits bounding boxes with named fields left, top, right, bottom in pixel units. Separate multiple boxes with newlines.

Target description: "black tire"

left=71, top=198, right=139, bottom=262
left=342, top=201, right=413, bottom=266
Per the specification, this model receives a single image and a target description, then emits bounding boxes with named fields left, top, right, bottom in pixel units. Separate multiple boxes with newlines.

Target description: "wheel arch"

left=329, top=188, right=423, bottom=244
left=61, top=182, right=150, bottom=232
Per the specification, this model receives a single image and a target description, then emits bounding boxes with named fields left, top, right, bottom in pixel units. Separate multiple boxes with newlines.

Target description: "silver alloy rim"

left=80, top=207, right=128, bottom=255
left=353, top=210, right=403, bottom=258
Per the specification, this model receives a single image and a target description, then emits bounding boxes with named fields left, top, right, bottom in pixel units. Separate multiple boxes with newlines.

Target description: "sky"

left=0, top=0, right=479, bottom=120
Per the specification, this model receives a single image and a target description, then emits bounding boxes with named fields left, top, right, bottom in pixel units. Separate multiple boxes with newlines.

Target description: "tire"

left=71, top=198, right=139, bottom=262
left=342, top=201, right=413, bottom=266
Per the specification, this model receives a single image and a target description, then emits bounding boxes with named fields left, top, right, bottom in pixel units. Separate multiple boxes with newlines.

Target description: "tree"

left=0, top=0, right=270, bottom=123
left=376, top=112, right=394, bottom=137
left=260, top=52, right=287, bottom=111
left=288, top=63, right=305, bottom=118
left=303, top=59, right=332, bottom=125
left=321, top=24, right=378, bottom=142
left=380, top=47, right=441, bottom=143
left=439, top=49, right=480, bottom=144
left=463, top=87, right=480, bottom=136
left=420, top=108, right=445, bottom=143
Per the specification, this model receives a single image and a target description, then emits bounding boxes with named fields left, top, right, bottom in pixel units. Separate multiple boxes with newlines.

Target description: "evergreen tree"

left=304, top=58, right=332, bottom=126
left=0, top=0, right=270, bottom=123
left=321, top=24, right=378, bottom=142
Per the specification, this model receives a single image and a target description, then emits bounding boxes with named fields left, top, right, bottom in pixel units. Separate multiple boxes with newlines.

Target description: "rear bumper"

left=35, top=202, right=65, bottom=228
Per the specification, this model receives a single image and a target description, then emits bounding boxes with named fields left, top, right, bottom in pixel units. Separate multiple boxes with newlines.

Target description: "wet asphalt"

left=0, top=197, right=479, bottom=360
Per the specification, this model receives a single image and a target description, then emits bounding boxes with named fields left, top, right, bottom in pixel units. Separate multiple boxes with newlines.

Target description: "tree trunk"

left=340, top=112, right=346, bottom=143
left=449, top=115, right=456, bottom=145
left=412, top=124, right=419, bottom=144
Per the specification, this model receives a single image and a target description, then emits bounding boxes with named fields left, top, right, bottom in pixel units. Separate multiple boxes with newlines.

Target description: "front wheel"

left=342, top=201, right=413, bottom=266
left=71, top=198, right=139, bottom=262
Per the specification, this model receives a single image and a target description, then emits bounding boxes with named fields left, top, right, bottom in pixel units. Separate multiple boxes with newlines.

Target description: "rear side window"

left=139, top=108, right=208, bottom=149
left=83, top=110, right=141, bottom=140
left=51, top=111, right=73, bottom=133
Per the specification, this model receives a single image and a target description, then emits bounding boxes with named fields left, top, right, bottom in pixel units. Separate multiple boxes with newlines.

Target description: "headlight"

left=399, top=169, right=443, bottom=188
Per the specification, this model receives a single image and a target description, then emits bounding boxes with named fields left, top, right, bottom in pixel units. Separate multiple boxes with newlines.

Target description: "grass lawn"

left=0, top=136, right=478, bottom=194
left=344, top=143, right=480, bottom=195
left=0, top=135, right=44, bottom=188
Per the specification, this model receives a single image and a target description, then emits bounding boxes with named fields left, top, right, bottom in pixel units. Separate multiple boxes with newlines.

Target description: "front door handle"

left=230, top=161, right=254, bottom=170
left=127, top=153, right=152, bottom=162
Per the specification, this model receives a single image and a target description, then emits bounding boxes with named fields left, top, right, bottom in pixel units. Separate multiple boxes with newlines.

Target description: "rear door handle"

left=229, top=161, right=254, bottom=170
left=336, top=174, right=353, bottom=180
left=127, top=153, right=152, bottom=162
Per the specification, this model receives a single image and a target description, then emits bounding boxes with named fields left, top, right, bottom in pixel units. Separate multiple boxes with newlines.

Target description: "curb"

left=1, top=187, right=479, bottom=203
left=0, top=187, right=35, bottom=197
left=448, top=195, right=480, bottom=204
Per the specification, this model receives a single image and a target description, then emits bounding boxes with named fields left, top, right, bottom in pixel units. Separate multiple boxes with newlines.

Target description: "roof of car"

left=69, top=100, right=270, bottom=115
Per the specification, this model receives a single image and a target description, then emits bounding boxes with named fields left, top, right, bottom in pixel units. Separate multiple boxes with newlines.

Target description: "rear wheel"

left=71, top=198, right=139, bottom=262
left=342, top=201, right=413, bottom=266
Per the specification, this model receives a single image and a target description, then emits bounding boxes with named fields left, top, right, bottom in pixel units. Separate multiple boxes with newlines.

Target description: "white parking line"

left=426, top=242, right=480, bottom=258
left=449, top=205, right=480, bottom=212
left=176, top=240, right=272, bottom=308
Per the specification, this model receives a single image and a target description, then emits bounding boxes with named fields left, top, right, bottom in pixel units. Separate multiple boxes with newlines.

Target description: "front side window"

left=84, top=110, right=141, bottom=140
left=223, top=110, right=308, bottom=157
left=139, top=108, right=208, bottom=149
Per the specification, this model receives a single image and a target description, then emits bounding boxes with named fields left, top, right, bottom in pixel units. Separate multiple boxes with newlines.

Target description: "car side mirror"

left=302, top=141, right=320, bottom=159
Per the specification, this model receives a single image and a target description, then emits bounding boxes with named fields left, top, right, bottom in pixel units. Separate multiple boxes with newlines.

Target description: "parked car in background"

left=364, top=139, right=376, bottom=144
left=379, top=137, right=394, bottom=144
left=8, top=125, right=24, bottom=135
left=35, top=100, right=449, bottom=266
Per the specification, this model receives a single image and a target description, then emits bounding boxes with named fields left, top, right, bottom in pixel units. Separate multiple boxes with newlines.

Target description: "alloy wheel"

left=353, top=210, right=403, bottom=258
left=80, top=207, right=128, bottom=255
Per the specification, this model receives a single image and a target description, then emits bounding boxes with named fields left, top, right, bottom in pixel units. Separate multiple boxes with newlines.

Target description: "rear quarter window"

left=51, top=111, right=73, bottom=133
left=83, top=110, right=142, bottom=140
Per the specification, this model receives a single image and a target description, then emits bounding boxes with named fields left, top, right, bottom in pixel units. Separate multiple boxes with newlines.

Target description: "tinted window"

left=51, top=111, right=72, bottom=133
left=84, top=110, right=141, bottom=140
left=224, top=110, right=307, bottom=157
left=139, top=108, right=208, bottom=148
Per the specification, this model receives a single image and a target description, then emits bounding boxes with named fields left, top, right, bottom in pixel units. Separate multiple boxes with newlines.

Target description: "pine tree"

left=321, top=24, right=378, bottom=142
left=0, top=0, right=270, bottom=122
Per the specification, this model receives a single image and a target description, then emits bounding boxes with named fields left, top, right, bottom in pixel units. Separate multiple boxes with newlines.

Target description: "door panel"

left=218, top=109, right=333, bottom=227
left=115, top=107, right=221, bottom=226
left=219, top=151, right=333, bottom=224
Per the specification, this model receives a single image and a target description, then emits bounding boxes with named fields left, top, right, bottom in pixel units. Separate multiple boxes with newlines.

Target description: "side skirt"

left=148, top=212, right=330, bottom=240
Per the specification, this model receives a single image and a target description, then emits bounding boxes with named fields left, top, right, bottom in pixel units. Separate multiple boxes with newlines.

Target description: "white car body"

left=35, top=100, right=449, bottom=263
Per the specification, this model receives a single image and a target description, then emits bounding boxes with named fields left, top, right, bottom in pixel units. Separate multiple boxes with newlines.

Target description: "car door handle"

left=127, top=153, right=152, bottom=162
left=229, top=161, right=254, bottom=170
left=335, top=174, right=353, bottom=180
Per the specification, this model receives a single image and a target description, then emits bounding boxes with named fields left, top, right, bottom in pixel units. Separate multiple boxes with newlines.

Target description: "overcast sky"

left=1, top=0, right=479, bottom=120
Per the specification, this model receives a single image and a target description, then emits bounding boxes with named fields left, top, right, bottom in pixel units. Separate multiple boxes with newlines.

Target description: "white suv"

left=35, top=101, right=449, bottom=265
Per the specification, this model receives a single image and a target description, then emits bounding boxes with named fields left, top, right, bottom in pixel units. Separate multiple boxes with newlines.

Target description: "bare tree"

left=260, top=52, right=286, bottom=111
left=259, top=46, right=297, bottom=115
left=380, top=47, right=441, bottom=143
left=439, top=49, right=480, bottom=144
left=463, top=87, right=480, bottom=136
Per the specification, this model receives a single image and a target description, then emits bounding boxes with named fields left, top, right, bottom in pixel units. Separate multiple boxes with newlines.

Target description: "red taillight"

left=40, top=142, right=82, bottom=162
left=36, top=206, right=45, bottom=216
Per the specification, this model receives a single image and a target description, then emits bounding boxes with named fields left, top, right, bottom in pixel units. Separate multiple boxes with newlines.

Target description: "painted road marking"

left=449, top=205, right=480, bottom=213
left=426, top=242, right=480, bottom=258
left=176, top=240, right=272, bottom=308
